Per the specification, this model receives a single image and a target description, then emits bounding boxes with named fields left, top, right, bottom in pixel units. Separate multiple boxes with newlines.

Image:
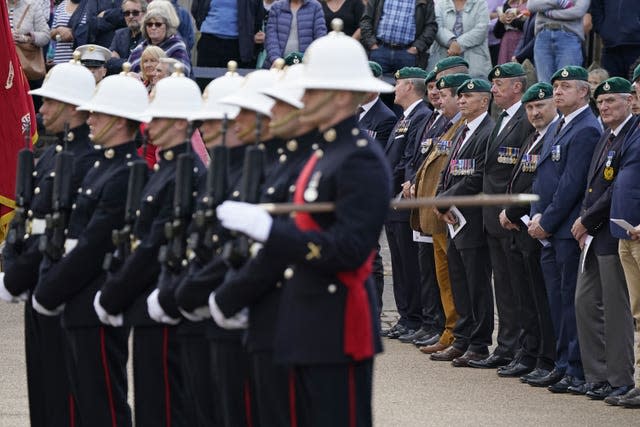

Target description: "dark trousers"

left=487, top=234, right=521, bottom=359
left=179, top=332, right=222, bottom=427
left=64, top=325, right=131, bottom=427
left=384, top=221, right=421, bottom=329
left=197, top=33, right=253, bottom=68
left=601, top=44, right=640, bottom=79
left=292, top=359, right=373, bottom=427
left=540, top=238, right=583, bottom=378
left=513, top=230, right=556, bottom=370
left=24, top=303, right=74, bottom=427
left=209, top=339, right=251, bottom=427
left=250, top=351, right=291, bottom=427
left=448, top=240, right=493, bottom=354
left=372, top=242, right=385, bottom=316
left=417, top=242, right=444, bottom=334
left=133, top=325, right=188, bottom=427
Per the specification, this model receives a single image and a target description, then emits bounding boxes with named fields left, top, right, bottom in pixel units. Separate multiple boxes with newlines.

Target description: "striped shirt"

left=376, top=0, right=415, bottom=46
left=51, top=0, right=85, bottom=64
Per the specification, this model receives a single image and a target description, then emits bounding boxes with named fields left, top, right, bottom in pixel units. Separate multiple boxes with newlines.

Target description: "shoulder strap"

left=16, top=4, right=31, bottom=30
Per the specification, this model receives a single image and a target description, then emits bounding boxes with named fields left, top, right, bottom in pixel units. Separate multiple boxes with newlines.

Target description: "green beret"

left=425, top=70, right=437, bottom=83
left=368, top=61, right=383, bottom=78
left=395, top=67, right=428, bottom=80
left=594, top=77, right=632, bottom=98
left=521, top=82, right=553, bottom=103
left=284, top=51, right=303, bottom=66
left=633, top=63, right=640, bottom=83
left=434, top=56, right=469, bottom=74
left=436, top=73, right=471, bottom=90
left=456, top=78, right=491, bottom=95
left=488, top=62, right=526, bottom=81
left=550, top=66, right=588, bottom=83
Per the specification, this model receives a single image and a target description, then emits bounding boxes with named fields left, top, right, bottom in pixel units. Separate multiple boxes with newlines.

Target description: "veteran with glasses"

left=107, top=0, right=147, bottom=74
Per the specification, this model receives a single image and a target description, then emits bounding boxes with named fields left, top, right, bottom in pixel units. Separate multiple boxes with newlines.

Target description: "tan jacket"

left=410, top=117, right=466, bottom=235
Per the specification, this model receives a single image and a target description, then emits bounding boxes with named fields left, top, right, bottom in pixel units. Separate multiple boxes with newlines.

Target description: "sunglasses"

left=146, top=21, right=164, bottom=28
left=123, top=10, right=141, bottom=17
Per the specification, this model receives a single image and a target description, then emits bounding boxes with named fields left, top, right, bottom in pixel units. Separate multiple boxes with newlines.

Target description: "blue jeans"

left=369, top=45, right=416, bottom=74
left=533, top=29, right=583, bottom=83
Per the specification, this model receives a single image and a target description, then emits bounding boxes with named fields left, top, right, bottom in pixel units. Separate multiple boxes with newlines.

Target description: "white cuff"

left=93, top=291, right=123, bottom=327
left=208, top=292, right=248, bottom=329
left=147, top=289, right=180, bottom=325
left=0, top=273, right=27, bottom=303
left=31, top=294, right=64, bottom=316
left=178, top=306, right=211, bottom=322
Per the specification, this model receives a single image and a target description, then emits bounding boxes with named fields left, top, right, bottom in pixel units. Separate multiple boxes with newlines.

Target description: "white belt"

left=30, top=218, right=46, bottom=235
left=64, top=239, right=78, bottom=256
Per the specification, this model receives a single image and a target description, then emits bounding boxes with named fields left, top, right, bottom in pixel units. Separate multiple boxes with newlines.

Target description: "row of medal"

left=420, top=138, right=452, bottom=156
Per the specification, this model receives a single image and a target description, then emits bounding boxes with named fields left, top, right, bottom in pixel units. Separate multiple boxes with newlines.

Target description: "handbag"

left=14, top=4, right=46, bottom=80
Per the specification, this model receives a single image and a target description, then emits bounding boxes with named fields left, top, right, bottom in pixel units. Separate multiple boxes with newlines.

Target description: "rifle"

left=187, top=115, right=229, bottom=263
left=39, top=123, right=74, bottom=261
left=6, top=125, right=34, bottom=248
left=103, top=133, right=148, bottom=272
left=158, top=124, right=197, bottom=272
left=223, top=113, right=265, bottom=268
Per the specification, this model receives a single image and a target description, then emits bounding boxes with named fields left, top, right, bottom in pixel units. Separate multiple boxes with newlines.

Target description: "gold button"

left=146, top=195, right=153, bottom=202
left=351, top=128, right=359, bottom=136
left=276, top=281, right=282, bottom=288
left=323, top=128, right=336, bottom=142
left=153, top=163, right=160, bottom=172
left=32, top=171, right=37, bottom=177
left=232, top=190, right=240, bottom=198
left=279, top=154, right=287, bottom=163
left=284, top=267, right=294, bottom=279
left=126, top=153, right=132, bottom=159
left=55, top=145, right=63, bottom=152
left=50, top=172, right=55, bottom=177
left=588, top=188, right=593, bottom=193
left=67, top=131, right=74, bottom=142
left=163, top=150, right=174, bottom=161
left=267, top=187, right=275, bottom=194
left=86, top=189, right=92, bottom=195
left=312, top=143, right=319, bottom=150
left=356, top=138, right=368, bottom=147
left=94, top=160, right=100, bottom=168
left=289, top=185, right=296, bottom=193
left=315, top=149, right=324, bottom=159
left=34, top=187, right=40, bottom=194
left=277, top=148, right=284, bottom=154
left=287, top=139, right=298, bottom=151
left=104, top=148, right=115, bottom=159
left=327, top=284, right=337, bottom=294
left=212, top=234, right=219, bottom=243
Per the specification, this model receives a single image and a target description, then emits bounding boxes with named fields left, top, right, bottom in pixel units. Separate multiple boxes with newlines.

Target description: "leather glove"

left=216, top=201, right=273, bottom=242
left=208, top=292, right=248, bottom=329
left=32, top=294, right=64, bottom=316
left=93, top=291, right=123, bottom=327
left=147, top=289, right=180, bottom=325
left=0, top=272, right=28, bottom=303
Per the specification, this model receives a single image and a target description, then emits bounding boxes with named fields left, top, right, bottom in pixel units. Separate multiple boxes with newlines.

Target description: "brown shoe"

left=430, top=345, right=464, bottom=361
left=452, top=350, right=489, bottom=367
left=420, top=342, right=449, bottom=354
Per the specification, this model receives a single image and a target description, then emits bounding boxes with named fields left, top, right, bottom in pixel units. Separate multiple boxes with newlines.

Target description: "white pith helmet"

left=260, top=63, right=305, bottom=109
left=219, top=69, right=280, bottom=117
left=144, top=63, right=202, bottom=120
left=297, top=19, right=393, bottom=93
left=29, top=52, right=96, bottom=106
left=76, top=63, right=150, bottom=122
left=190, top=61, right=244, bottom=121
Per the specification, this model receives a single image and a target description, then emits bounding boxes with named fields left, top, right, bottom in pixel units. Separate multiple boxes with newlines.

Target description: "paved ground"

left=1, top=236, right=639, bottom=425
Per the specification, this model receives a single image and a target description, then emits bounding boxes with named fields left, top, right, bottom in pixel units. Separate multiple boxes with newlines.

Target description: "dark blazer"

left=610, top=117, right=640, bottom=239
left=438, top=113, right=494, bottom=249
left=582, top=118, right=633, bottom=254
left=358, top=97, right=397, bottom=149
left=385, top=100, right=431, bottom=222
left=483, top=104, right=534, bottom=237
left=405, top=111, right=450, bottom=184
left=531, top=107, right=602, bottom=239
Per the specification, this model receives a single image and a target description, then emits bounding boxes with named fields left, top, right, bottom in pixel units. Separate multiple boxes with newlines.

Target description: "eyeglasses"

left=145, top=21, right=164, bottom=28
left=123, top=10, right=141, bottom=17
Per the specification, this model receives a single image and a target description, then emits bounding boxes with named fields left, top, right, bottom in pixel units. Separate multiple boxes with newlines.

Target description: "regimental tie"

left=489, top=110, right=509, bottom=142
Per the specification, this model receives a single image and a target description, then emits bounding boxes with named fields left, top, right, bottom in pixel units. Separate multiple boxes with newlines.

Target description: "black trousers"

left=179, top=331, right=222, bottom=427
left=24, top=303, right=74, bottom=427
left=197, top=33, right=253, bottom=68
left=250, top=351, right=291, bottom=427
left=133, top=325, right=188, bottom=427
left=64, top=325, right=131, bottom=427
left=384, top=221, right=421, bottom=329
left=209, top=339, right=252, bottom=427
left=292, top=359, right=374, bottom=427
left=417, top=242, right=444, bottom=334
left=372, top=242, right=385, bottom=316
left=448, top=241, right=493, bottom=354
left=486, top=234, right=521, bottom=358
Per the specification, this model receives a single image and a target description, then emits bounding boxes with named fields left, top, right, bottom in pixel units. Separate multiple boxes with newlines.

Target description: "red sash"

left=292, top=152, right=375, bottom=361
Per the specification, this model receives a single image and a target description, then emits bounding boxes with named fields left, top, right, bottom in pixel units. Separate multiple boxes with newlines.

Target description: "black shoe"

left=381, top=323, right=401, bottom=337
left=588, top=384, right=633, bottom=400
left=413, top=333, right=440, bottom=347
left=567, top=381, right=603, bottom=395
left=467, top=353, right=512, bottom=369
left=386, top=324, right=409, bottom=339
left=399, top=328, right=429, bottom=343
left=620, top=387, right=640, bottom=408
left=548, top=375, right=584, bottom=393
left=606, top=387, right=640, bottom=406
left=520, top=368, right=550, bottom=383
left=498, top=362, right=534, bottom=378
left=527, top=368, right=564, bottom=387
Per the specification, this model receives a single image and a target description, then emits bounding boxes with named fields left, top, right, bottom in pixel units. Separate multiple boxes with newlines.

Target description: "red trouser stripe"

left=99, top=327, right=118, bottom=427
left=348, top=364, right=356, bottom=427
left=69, top=394, right=75, bottom=427
left=289, top=369, right=298, bottom=427
left=244, top=379, right=253, bottom=427
left=162, top=326, right=171, bottom=427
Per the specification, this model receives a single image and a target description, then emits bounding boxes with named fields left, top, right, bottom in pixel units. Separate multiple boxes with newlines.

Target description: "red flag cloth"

left=0, top=1, right=37, bottom=241
left=292, top=151, right=375, bottom=361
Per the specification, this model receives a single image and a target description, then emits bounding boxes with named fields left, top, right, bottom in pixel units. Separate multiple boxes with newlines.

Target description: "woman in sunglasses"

left=127, top=0, right=191, bottom=76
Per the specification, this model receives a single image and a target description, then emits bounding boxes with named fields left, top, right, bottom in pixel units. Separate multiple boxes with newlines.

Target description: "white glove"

left=216, top=201, right=273, bottom=242
left=93, top=291, right=123, bottom=327
left=0, top=272, right=28, bottom=303
left=208, top=292, right=248, bottom=329
left=147, top=289, right=180, bottom=325
left=31, top=294, right=64, bottom=316
left=178, top=306, right=211, bottom=322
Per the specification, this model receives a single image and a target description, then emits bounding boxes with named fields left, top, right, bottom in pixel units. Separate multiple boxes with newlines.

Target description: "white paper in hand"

left=521, top=214, right=550, bottom=247
left=580, top=235, right=594, bottom=274
left=447, top=206, right=467, bottom=238
left=611, top=218, right=636, bottom=233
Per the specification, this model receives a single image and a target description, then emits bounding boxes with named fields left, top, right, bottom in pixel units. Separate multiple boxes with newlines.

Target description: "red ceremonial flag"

left=0, top=0, right=37, bottom=242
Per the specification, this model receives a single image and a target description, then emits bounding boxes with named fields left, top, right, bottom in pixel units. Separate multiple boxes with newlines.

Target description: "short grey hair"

left=122, top=0, right=147, bottom=12
left=141, top=0, right=179, bottom=40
